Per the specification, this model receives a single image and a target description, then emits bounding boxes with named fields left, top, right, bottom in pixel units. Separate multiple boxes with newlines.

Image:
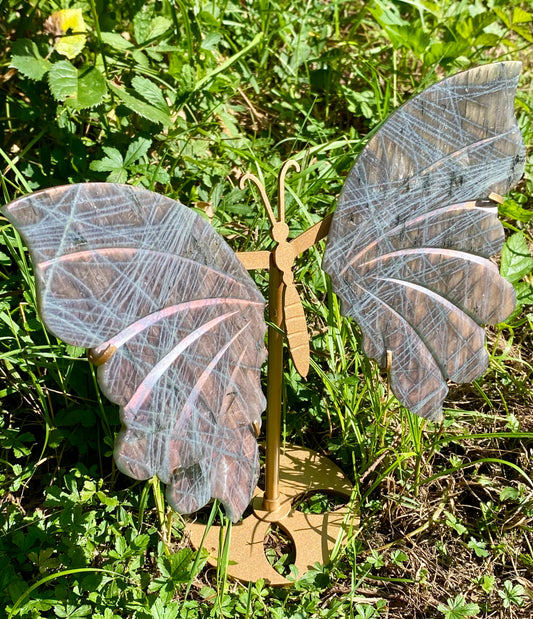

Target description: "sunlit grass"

left=1, top=0, right=533, bottom=617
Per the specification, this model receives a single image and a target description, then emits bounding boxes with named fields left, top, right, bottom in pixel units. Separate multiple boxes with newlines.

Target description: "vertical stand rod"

left=263, top=256, right=284, bottom=511
left=239, top=161, right=301, bottom=513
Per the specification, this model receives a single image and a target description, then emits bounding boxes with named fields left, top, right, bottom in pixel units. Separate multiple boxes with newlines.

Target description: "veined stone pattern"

left=3, top=184, right=267, bottom=521
left=323, top=62, right=525, bottom=420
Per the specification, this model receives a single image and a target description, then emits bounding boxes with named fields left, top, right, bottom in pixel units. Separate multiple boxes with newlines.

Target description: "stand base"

left=187, top=445, right=357, bottom=586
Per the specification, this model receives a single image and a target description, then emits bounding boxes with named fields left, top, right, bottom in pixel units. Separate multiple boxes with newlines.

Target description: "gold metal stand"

left=187, top=162, right=356, bottom=585
left=187, top=446, right=354, bottom=585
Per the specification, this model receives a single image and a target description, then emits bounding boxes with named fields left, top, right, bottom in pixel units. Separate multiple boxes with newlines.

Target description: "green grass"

left=1, top=0, right=533, bottom=617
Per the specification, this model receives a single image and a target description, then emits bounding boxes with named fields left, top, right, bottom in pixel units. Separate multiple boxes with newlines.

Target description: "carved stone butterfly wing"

left=323, top=61, right=526, bottom=420
left=3, top=184, right=267, bottom=521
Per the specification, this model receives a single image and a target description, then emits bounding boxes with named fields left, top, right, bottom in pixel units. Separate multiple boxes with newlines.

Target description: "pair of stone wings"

left=3, top=62, right=526, bottom=521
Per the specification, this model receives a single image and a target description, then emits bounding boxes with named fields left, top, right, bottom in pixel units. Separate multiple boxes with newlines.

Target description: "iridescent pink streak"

left=91, top=297, right=262, bottom=355
left=38, top=247, right=152, bottom=269
left=180, top=327, right=247, bottom=417
left=162, top=328, right=248, bottom=473
left=359, top=246, right=496, bottom=270
left=338, top=202, right=485, bottom=277
left=124, top=310, right=240, bottom=416
left=37, top=247, right=245, bottom=289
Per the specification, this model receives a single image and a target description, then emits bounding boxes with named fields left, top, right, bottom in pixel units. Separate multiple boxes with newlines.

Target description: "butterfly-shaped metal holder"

left=188, top=161, right=355, bottom=585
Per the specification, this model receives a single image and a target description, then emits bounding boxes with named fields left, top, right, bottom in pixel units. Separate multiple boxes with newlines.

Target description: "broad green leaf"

left=513, top=7, right=532, bottom=24
left=478, top=574, right=496, bottom=593
left=133, top=5, right=154, bottom=45
left=89, top=147, right=125, bottom=185
left=165, top=548, right=195, bottom=582
left=132, top=534, right=150, bottom=550
left=64, top=344, right=85, bottom=358
left=392, top=0, right=441, bottom=30
left=73, top=66, right=107, bottom=109
left=471, top=11, right=497, bottom=34
left=48, top=60, right=78, bottom=100
left=132, top=7, right=170, bottom=44
left=105, top=168, right=128, bottom=184
left=131, top=76, right=169, bottom=113
left=131, top=49, right=150, bottom=68
left=129, top=164, right=171, bottom=185
left=402, top=25, right=431, bottom=56
left=390, top=549, right=409, bottom=564
left=149, top=598, right=180, bottom=619
left=149, top=16, right=173, bottom=40
left=124, top=136, right=152, bottom=167
left=89, top=147, right=124, bottom=172
left=10, top=39, right=52, bottom=81
left=201, top=32, right=222, bottom=50
left=341, top=87, right=376, bottom=118
left=47, top=8, right=88, bottom=59
left=54, top=604, right=93, bottom=618
left=100, top=31, right=134, bottom=51
left=467, top=537, right=489, bottom=558
left=444, top=511, right=467, bottom=536
left=474, top=32, right=501, bottom=46
left=368, top=0, right=409, bottom=28
left=101, top=146, right=124, bottom=168
left=425, top=39, right=470, bottom=65
left=217, top=109, right=240, bottom=138
left=149, top=167, right=170, bottom=184
left=499, top=580, right=525, bottom=608
left=501, top=232, right=533, bottom=284
left=95, top=491, right=120, bottom=508
left=49, top=62, right=107, bottom=109
left=493, top=7, right=511, bottom=28
left=108, top=82, right=173, bottom=127
left=514, top=281, right=533, bottom=308
left=500, top=486, right=519, bottom=501
left=437, top=594, right=480, bottom=619
left=171, top=61, right=196, bottom=92
left=512, top=23, right=533, bottom=42
left=457, top=13, right=496, bottom=39
left=456, top=602, right=480, bottom=617
left=499, top=198, right=532, bottom=223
